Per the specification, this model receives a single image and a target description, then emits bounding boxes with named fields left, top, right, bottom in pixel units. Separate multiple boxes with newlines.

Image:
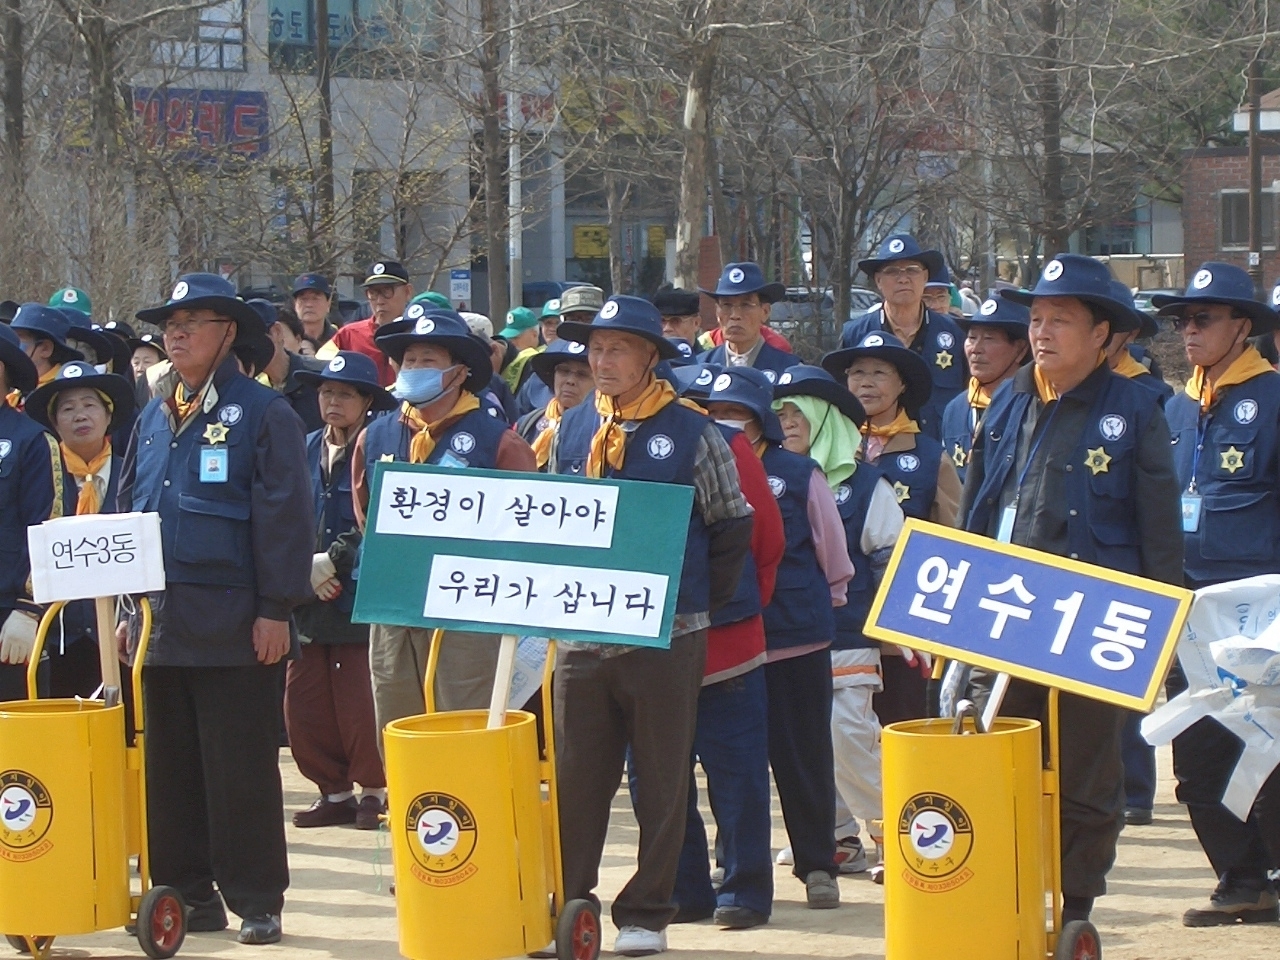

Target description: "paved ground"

left=39, top=746, right=1278, bottom=959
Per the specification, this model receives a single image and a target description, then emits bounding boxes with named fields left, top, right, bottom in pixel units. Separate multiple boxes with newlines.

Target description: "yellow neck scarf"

left=1034, top=351, right=1107, bottom=404
left=60, top=441, right=111, bottom=515
left=863, top=407, right=921, bottom=440
left=530, top=397, right=563, bottom=469
left=5, top=389, right=21, bottom=409
left=404, top=393, right=481, bottom=464
left=172, top=381, right=203, bottom=423
left=587, top=377, right=679, bottom=478
left=1112, top=349, right=1150, bottom=381
left=37, top=364, right=62, bottom=388
left=1185, top=346, right=1274, bottom=412
left=967, top=377, right=994, bottom=411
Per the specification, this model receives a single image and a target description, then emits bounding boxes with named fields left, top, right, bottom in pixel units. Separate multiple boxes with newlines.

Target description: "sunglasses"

left=1172, top=311, right=1238, bottom=332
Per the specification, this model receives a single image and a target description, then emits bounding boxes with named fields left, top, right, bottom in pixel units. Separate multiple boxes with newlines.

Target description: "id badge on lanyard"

left=997, top=501, right=1017, bottom=543
left=199, top=446, right=229, bottom=483
left=1181, top=493, right=1202, bottom=533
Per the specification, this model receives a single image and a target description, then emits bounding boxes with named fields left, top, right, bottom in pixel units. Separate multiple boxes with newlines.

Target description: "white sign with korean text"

left=425, top=555, right=668, bottom=639
left=374, top=470, right=619, bottom=549
left=28, top=512, right=166, bottom=603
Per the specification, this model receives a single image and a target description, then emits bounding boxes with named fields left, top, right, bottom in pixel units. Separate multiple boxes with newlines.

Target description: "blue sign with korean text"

left=865, top=520, right=1193, bottom=711
left=352, top=463, right=692, bottom=648
left=132, top=88, right=269, bottom=162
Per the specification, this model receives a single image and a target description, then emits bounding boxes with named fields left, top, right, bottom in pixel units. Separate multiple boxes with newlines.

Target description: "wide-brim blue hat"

left=956, top=297, right=1031, bottom=338
left=858, top=233, right=945, bottom=279
left=233, top=331, right=276, bottom=378
left=1000, top=254, right=1138, bottom=333
left=0, top=322, right=36, bottom=393
left=92, top=324, right=136, bottom=379
left=25, top=361, right=135, bottom=434
left=700, top=262, right=785, bottom=303
left=374, top=305, right=493, bottom=392
left=557, top=295, right=680, bottom=360
left=1153, top=262, right=1278, bottom=335
left=135, top=273, right=266, bottom=343
left=773, top=364, right=866, bottom=427
left=924, top=261, right=952, bottom=288
left=671, top=363, right=721, bottom=400
left=294, top=350, right=398, bottom=411
left=10, top=303, right=85, bottom=365
left=528, top=338, right=592, bottom=388
left=58, top=308, right=115, bottom=368
left=704, top=366, right=783, bottom=443
left=820, top=332, right=933, bottom=417
left=128, top=332, right=166, bottom=360
left=1106, top=281, right=1158, bottom=340
left=665, top=337, right=697, bottom=365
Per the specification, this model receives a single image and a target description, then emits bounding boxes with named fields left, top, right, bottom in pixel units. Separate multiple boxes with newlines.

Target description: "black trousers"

left=144, top=664, right=290, bottom=919
left=765, top=648, right=838, bottom=879
left=0, top=661, right=46, bottom=701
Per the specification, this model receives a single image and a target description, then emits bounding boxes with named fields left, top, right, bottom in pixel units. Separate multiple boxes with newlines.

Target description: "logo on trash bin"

left=0, top=770, right=53, bottom=862
left=897, top=793, right=974, bottom=893
left=405, top=792, right=478, bottom=887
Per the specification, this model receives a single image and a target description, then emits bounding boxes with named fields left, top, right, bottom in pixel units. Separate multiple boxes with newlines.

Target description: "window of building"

left=269, top=0, right=440, bottom=76
left=154, top=2, right=246, bottom=71
left=1220, top=189, right=1276, bottom=249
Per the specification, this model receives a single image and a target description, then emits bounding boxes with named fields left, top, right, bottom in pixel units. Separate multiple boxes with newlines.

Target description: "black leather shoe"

left=186, top=895, right=228, bottom=932
left=714, top=906, right=768, bottom=929
left=1124, top=806, right=1153, bottom=826
left=238, top=915, right=282, bottom=945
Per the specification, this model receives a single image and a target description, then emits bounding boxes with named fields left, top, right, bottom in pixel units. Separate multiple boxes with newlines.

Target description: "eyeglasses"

left=878, top=264, right=926, bottom=279
left=1172, top=311, right=1234, bottom=332
left=365, top=285, right=404, bottom=301
left=163, top=316, right=230, bottom=336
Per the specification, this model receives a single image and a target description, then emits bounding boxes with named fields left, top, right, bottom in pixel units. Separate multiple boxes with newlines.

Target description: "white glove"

left=0, top=611, right=40, bottom=665
left=897, top=646, right=933, bottom=670
left=310, top=552, right=338, bottom=591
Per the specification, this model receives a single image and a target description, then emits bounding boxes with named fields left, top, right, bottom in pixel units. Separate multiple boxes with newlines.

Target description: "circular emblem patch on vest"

left=218, top=404, right=243, bottom=426
left=980, top=298, right=998, bottom=315
left=1043, top=259, right=1064, bottom=282
left=888, top=238, right=905, bottom=254
left=897, top=453, right=921, bottom=472
left=1099, top=414, right=1126, bottom=441
left=407, top=303, right=425, bottom=320
left=728, top=267, right=745, bottom=284
left=767, top=476, right=786, bottom=498
left=171, top=281, right=189, bottom=301
left=451, top=432, right=476, bottom=455
left=567, top=341, right=585, bottom=354
left=862, top=333, right=885, bottom=347
left=600, top=301, right=619, bottom=319
left=713, top=373, right=732, bottom=392
left=779, top=371, right=793, bottom=385
left=695, top=368, right=714, bottom=386
left=836, top=483, right=852, bottom=505
left=937, top=331, right=955, bottom=349
left=327, top=356, right=346, bottom=372
left=535, top=416, right=550, bottom=433
left=763, top=370, right=777, bottom=383
left=1235, top=399, right=1259, bottom=424
left=0, top=770, right=54, bottom=862
left=406, top=792, right=478, bottom=886
left=62, top=365, right=83, bottom=378
left=0, top=440, right=10, bottom=459
left=414, top=317, right=436, bottom=335
left=1193, top=268, right=1213, bottom=289
left=898, top=792, right=975, bottom=893
left=373, top=262, right=386, bottom=275
left=647, top=434, right=674, bottom=460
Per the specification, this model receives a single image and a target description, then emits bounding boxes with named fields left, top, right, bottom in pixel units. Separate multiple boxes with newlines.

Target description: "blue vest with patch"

left=940, top=392, right=980, bottom=485
left=0, top=407, right=63, bottom=611
left=555, top=399, right=711, bottom=615
left=699, top=341, right=799, bottom=384
left=362, top=404, right=508, bottom=470
left=760, top=445, right=835, bottom=649
left=131, top=374, right=277, bottom=589
left=965, top=374, right=1154, bottom=575
left=831, top=462, right=886, bottom=651
left=1166, top=372, right=1280, bottom=583
left=840, top=308, right=966, bottom=439
left=307, top=430, right=359, bottom=614
left=875, top=435, right=943, bottom=521
left=709, top=423, right=761, bottom=627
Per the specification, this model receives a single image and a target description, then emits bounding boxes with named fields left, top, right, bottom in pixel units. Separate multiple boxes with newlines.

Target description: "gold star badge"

left=951, top=444, right=967, bottom=468
left=935, top=350, right=953, bottom=369
left=892, top=480, right=911, bottom=504
left=202, top=422, right=228, bottom=445
left=1085, top=446, right=1111, bottom=475
left=1220, top=446, right=1246, bottom=474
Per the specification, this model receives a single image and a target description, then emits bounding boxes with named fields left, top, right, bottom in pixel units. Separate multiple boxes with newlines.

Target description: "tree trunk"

left=314, top=0, right=336, bottom=272
left=707, top=127, right=732, bottom=269
left=2, top=0, right=24, bottom=293
left=1038, top=0, right=1068, bottom=257
left=605, top=170, right=631, bottom=295
left=674, top=35, right=720, bottom=289
left=479, top=0, right=509, bottom=321
left=83, top=11, right=126, bottom=300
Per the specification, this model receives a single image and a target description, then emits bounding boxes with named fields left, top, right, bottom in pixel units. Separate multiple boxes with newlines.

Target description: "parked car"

left=1133, top=288, right=1181, bottom=315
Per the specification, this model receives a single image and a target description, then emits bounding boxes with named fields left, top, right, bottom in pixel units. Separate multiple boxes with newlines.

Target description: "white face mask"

left=715, top=418, right=751, bottom=432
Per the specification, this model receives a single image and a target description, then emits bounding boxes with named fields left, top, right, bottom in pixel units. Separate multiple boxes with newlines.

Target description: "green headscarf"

left=771, top=394, right=861, bottom=491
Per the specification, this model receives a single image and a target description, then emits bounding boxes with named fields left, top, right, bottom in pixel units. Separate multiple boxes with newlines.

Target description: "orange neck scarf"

left=530, top=397, right=563, bottom=469
left=587, top=377, right=679, bottom=478
left=405, top=393, right=481, bottom=464
left=60, top=441, right=111, bottom=515
left=1185, top=346, right=1274, bottom=413
left=863, top=407, right=920, bottom=441
left=172, top=381, right=204, bottom=423
left=967, top=376, right=994, bottom=411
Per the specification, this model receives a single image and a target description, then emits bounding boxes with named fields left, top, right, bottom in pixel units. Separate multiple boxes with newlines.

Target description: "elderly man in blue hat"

left=699, top=263, right=799, bottom=383
left=960, top=253, right=1183, bottom=930
left=940, top=296, right=1030, bottom=482
left=542, top=296, right=753, bottom=956
left=0, top=323, right=68, bottom=700
left=1153, top=262, right=1280, bottom=926
left=117, top=273, right=315, bottom=944
left=840, top=234, right=968, bottom=440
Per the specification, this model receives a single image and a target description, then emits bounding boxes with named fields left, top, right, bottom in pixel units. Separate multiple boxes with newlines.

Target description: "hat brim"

left=135, top=295, right=266, bottom=343
left=698, top=281, right=786, bottom=304
left=64, top=326, right=115, bottom=365
left=25, top=371, right=136, bottom=433
left=96, top=329, right=136, bottom=377
left=128, top=338, right=167, bottom=360
left=498, top=325, right=538, bottom=340
left=858, top=249, right=945, bottom=280
left=1152, top=294, right=1278, bottom=335
left=0, top=339, right=36, bottom=394
left=234, top=333, right=276, bottom=377
left=374, top=329, right=493, bottom=393
left=954, top=315, right=1030, bottom=339
left=773, top=378, right=866, bottom=428
left=529, top=348, right=591, bottom=388
left=999, top=289, right=1141, bottom=334
left=363, top=275, right=408, bottom=287
left=292, top=284, right=332, bottom=298
left=556, top=321, right=680, bottom=360
left=820, top=345, right=933, bottom=417
left=293, top=369, right=398, bottom=411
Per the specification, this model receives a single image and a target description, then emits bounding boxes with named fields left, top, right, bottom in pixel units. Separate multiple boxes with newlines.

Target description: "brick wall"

left=1182, top=145, right=1280, bottom=286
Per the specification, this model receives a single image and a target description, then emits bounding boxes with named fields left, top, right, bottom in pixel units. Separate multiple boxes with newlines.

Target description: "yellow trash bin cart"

left=385, top=632, right=600, bottom=960
left=0, top=598, right=186, bottom=960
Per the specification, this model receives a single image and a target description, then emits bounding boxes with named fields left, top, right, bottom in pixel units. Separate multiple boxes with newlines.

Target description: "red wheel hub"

left=151, top=895, right=184, bottom=952
left=1072, top=931, right=1099, bottom=960
left=571, top=909, right=599, bottom=960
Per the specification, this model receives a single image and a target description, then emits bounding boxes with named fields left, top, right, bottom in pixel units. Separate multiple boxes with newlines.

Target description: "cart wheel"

left=556, top=899, right=601, bottom=960
left=4, top=937, right=51, bottom=956
left=137, top=886, right=187, bottom=960
left=1054, top=920, right=1102, bottom=960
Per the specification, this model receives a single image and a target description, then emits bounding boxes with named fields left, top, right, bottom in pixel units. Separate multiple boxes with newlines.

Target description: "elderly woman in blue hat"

left=698, top=263, right=799, bottom=382
left=517, top=338, right=594, bottom=466
left=772, top=365, right=905, bottom=880
left=1103, top=281, right=1172, bottom=406
left=1155, top=261, right=1280, bottom=926
left=840, top=234, right=968, bottom=439
left=940, top=297, right=1031, bottom=482
left=961, top=253, right=1183, bottom=931
left=282, top=352, right=397, bottom=832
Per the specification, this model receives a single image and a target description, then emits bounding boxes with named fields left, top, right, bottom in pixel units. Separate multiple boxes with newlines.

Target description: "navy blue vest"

left=307, top=430, right=359, bottom=614
left=0, top=406, right=63, bottom=610
left=940, top=391, right=980, bottom=485
left=1130, top=370, right=1174, bottom=407
left=874, top=434, right=943, bottom=521
left=362, top=403, right=508, bottom=470
left=760, top=445, right=836, bottom=649
left=555, top=399, right=711, bottom=615
left=709, top=423, right=761, bottom=628
left=840, top=308, right=966, bottom=439
left=1166, top=371, right=1280, bottom=583
left=699, top=341, right=799, bottom=384
left=831, top=462, right=886, bottom=651
left=965, top=373, right=1155, bottom=575
left=132, top=373, right=278, bottom=589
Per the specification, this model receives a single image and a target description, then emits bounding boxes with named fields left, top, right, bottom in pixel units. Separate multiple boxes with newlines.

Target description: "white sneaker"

left=613, top=926, right=667, bottom=956
left=775, top=845, right=794, bottom=866
left=834, top=836, right=868, bottom=874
